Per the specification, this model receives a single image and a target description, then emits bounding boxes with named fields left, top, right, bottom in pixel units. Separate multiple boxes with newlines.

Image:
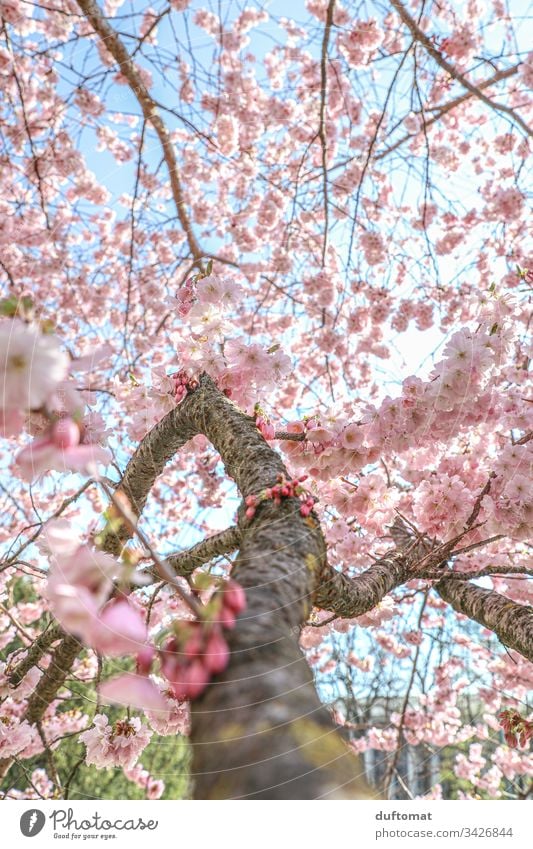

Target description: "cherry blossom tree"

left=0, top=0, right=531, bottom=800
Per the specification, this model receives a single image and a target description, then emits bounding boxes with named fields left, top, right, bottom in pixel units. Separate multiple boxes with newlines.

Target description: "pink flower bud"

left=170, top=659, right=210, bottom=700
left=203, top=630, right=230, bottom=674
left=183, top=627, right=204, bottom=659
left=136, top=645, right=156, bottom=675
left=218, top=606, right=236, bottom=630
left=223, top=580, right=246, bottom=614
left=51, top=417, right=81, bottom=449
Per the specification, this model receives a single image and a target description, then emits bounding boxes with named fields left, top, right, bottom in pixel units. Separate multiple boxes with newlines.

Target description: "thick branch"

left=104, top=399, right=199, bottom=555
left=420, top=566, right=533, bottom=581
left=0, top=634, right=81, bottom=779
left=75, top=0, right=203, bottom=261
left=181, top=375, right=374, bottom=798
left=390, top=0, right=532, bottom=137
left=314, top=555, right=411, bottom=618
left=436, top=577, right=533, bottom=662
left=274, top=430, right=306, bottom=442
left=8, top=624, right=65, bottom=688
left=166, top=526, right=240, bottom=577
left=23, top=635, right=82, bottom=725
left=3, top=375, right=372, bottom=797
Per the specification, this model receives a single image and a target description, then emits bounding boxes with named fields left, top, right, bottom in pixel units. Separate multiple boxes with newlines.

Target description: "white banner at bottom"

left=2, top=800, right=531, bottom=849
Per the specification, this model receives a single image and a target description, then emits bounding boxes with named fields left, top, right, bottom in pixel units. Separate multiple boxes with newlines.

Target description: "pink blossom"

left=0, top=320, right=69, bottom=412
left=306, top=425, right=334, bottom=443
left=16, top=436, right=111, bottom=481
left=0, top=715, right=36, bottom=759
left=441, top=25, right=477, bottom=64
left=0, top=662, right=41, bottom=701
left=45, top=544, right=123, bottom=642
left=99, top=673, right=169, bottom=712
left=89, top=599, right=148, bottom=656
left=216, top=114, right=238, bottom=157
left=38, top=519, right=80, bottom=558
left=145, top=683, right=191, bottom=736
left=338, top=19, right=384, bottom=67
left=0, top=407, right=23, bottom=436
left=79, top=714, right=152, bottom=770
left=360, top=231, right=386, bottom=265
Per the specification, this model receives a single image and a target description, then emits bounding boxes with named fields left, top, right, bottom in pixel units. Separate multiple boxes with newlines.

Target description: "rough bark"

left=177, top=376, right=375, bottom=798
left=0, top=634, right=81, bottom=779
left=436, top=577, right=533, bottom=662
left=8, top=624, right=65, bottom=687
left=166, top=527, right=241, bottom=578
left=314, top=555, right=411, bottom=618
left=24, top=635, right=82, bottom=725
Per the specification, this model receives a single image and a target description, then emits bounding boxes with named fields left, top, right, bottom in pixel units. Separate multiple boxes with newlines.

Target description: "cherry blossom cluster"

left=279, top=303, right=531, bottom=541
left=123, top=763, right=165, bottom=800
left=0, top=714, right=36, bottom=760
left=244, top=474, right=314, bottom=520
left=171, top=369, right=199, bottom=404
left=1, top=768, right=55, bottom=800
left=79, top=714, right=152, bottom=770
left=144, top=682, right=190, bottom=736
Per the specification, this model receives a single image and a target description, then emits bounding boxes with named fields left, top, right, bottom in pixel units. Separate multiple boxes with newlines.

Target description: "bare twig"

left=376, top=64, right=520, bottom=160
left=317, top=0, right=335, bottom=266
left=390, top=0, right=532, bottom=136
left=75, top=0, right=204, bottom=263
left=98, top=479, right=203, bottom=619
